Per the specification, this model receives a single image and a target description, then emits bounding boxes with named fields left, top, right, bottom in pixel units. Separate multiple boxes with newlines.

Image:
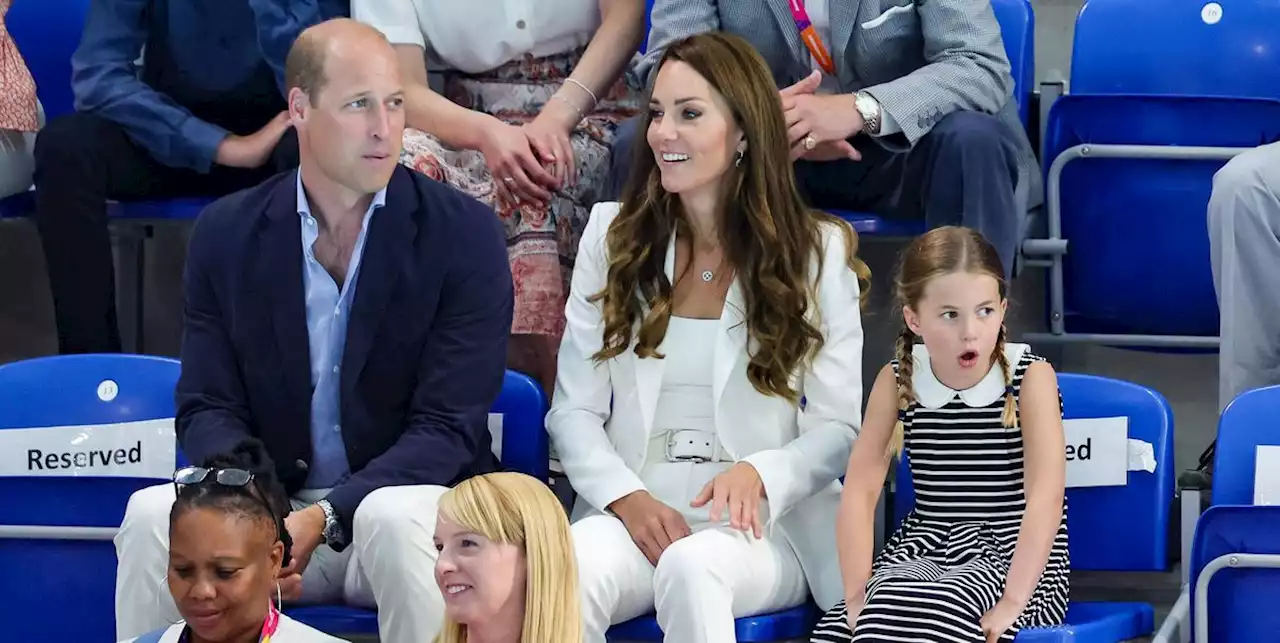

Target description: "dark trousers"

left=608, top=110, right=1024, bottom=279
left=32, top=112, right=299, bottom=354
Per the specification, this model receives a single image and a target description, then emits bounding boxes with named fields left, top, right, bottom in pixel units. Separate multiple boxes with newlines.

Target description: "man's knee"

left=33, top=113, right=117, bottom=170
left=352, top=485, right=446, bottom=547
left=118, top=484, right=175, bottom=545
left=1211, top=146, right=1280, bottom=219
left=927, top=111, right=1016, bottom=160
left=607, top=116, right=643, bottom=200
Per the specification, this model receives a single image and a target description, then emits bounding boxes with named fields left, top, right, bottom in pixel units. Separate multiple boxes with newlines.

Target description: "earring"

left=275, top=581, right=283, bottom=610
left=156, top=587, right=182, bottom=626
left=735, top=149, right=745, bottom=167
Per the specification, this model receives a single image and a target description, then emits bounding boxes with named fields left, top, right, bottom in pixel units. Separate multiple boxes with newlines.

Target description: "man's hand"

left=279, top=503, right=325, bottom=588
left=608, top=491, right=692, bottom=566
left=215, top=111, right=292, bottom=169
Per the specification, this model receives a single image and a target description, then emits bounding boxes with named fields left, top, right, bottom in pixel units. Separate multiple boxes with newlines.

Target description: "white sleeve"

left=352, top=0, right=427, bottom=48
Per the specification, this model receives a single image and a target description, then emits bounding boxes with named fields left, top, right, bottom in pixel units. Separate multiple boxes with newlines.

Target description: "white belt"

left=651, top=429, right=732, bottom=463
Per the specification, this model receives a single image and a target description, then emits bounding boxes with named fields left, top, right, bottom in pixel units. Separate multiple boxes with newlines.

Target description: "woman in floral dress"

left=352, top=0, right=647, bottom=392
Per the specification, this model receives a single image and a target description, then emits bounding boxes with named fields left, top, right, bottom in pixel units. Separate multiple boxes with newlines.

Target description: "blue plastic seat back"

left=991, top=0, right=1033, bottom=127
left=1071, top=0, right=1280, bottom=97
left=492, top=369, right=550, bottom=480
left=894, top=372, right=1174, bottom=571
left=1210, top=384, right=1280, bottom=506
left=1043, top=93, right=1280, bottom=337
left=1188, top=505, right=1280, bottom=642
left=0, top=354, right=181, bottom=642
left=6, top=0, right=91, bottom=119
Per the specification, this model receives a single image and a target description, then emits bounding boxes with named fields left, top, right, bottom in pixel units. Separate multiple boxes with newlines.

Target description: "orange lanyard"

left=787, top=0, right=836, bottom=76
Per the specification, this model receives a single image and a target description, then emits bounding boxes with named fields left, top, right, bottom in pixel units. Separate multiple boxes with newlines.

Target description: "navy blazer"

left=176, top=165, right=512, bottom=538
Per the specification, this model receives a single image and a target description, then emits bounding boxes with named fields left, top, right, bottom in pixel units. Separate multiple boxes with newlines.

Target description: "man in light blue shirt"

left=296, top=171, right=385, bottom=489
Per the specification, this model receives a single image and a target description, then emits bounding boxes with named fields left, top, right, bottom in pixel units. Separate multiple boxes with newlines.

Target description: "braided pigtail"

left=995, top=324, right=1017, bottom=428
left=890, top=325, right=917, bottom=457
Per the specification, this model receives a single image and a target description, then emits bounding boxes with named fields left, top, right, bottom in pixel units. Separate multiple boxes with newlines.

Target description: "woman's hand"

left=979, top=598, right=1023, bottom=643
left=478, top=118, right=558, bottom=207
left=525, top=95, right=582, bottom=187
left=691, top=462, right=767, bottom=538
left=781, top=71, right=863, bottom=153
left=609, top=491, right=693, bottom=566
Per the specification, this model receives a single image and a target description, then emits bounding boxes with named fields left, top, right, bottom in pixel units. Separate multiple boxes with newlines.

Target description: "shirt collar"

left=296, top=169, right=388, bottom=220
left=910, top=342, right=1030, bottom=409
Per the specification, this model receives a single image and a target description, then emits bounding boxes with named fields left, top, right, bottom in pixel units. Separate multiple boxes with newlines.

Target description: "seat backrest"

left=1189, top=505, right=1280, bottom=642
left=0, top=353, right=181, bottom=642
left=1071, top=0, right=1280, bottom=97
left=894, top=372, right=1174, bottom=571
left=990, top=0, right=1034, bottom=126
left=6, top=0, right=92, bottom=119
left=1211, top=384, right=1280, bottom=505
left=490, top=369, right=550, bottom=481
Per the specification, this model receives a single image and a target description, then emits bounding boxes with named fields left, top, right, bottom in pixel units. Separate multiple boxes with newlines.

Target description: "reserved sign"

left=0, top=418, right=176, bottom=479
left=1063, top=416, right=1133, bottom=488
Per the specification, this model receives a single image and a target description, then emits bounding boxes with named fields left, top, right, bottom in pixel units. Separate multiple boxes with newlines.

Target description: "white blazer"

left=120, top=614, right=350, bottom=643
left=547, top=202, right=865, bottom=611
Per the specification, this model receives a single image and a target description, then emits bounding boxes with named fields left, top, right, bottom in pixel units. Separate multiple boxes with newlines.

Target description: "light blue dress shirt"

left=296, top=171, right=387, bottom=489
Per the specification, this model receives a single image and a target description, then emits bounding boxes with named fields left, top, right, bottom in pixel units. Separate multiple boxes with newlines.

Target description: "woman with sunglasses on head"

left=120, top=444, right=349, bottom=643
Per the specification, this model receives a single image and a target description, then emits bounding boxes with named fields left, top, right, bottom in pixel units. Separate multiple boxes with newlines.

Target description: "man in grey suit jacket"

left=610, top=0, right=1039, bottom=278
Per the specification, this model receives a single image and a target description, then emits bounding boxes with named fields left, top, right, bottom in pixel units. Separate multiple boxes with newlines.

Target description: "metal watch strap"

left=316, top=499, right=345, bottom=546
left=855, top=92, right=882, bottom=135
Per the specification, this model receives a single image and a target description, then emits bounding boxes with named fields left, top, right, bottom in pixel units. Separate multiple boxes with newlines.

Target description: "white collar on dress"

left=909, top=342, right=1030, bottom=409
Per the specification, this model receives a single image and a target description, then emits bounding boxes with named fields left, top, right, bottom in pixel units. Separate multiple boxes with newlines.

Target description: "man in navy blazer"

left=112, top=19, right=512, bottom=643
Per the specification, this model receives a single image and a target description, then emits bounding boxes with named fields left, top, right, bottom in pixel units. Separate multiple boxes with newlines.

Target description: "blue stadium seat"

left=893, top=373, right=1171, bottom=641
left=1026, top=0, right=1280, bottom=349
left=0, top=354, right=182, bottom=642
left=285, top=369, right=551, bottom=636
left=608, top=602, right=820, bottom=642
left=829, top=0, right=1035, bottom=237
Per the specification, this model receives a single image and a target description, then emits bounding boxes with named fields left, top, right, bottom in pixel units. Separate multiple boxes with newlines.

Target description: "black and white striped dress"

left=811, top=343, right=1070, bottom=643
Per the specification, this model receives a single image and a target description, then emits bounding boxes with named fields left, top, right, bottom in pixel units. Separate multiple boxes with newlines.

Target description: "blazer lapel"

left=831, top=0, right=859, bottom=87
left=767, top=0, right=807, bottom=68
left=260, top=179, right=311, bottom=414
left=713, top=277, right=748, bottom=428
left=633, top=231, right=675, bottom=437
left=342, top=168, right=415, bottom=390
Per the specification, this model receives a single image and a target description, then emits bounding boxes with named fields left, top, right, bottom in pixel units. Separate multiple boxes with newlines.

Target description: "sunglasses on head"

left=173, top=466, right=279, bottom=525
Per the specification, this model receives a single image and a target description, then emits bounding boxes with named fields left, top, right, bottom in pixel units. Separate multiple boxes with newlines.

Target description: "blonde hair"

left=890, top=226, right=1016, bottom=457
left=433, top=472, right=581, bottom=643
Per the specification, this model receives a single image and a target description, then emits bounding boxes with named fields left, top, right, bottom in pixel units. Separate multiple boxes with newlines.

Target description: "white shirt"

left=353, top=0, right=600, bottom=73
left=120, top=614, right=349, bottom=643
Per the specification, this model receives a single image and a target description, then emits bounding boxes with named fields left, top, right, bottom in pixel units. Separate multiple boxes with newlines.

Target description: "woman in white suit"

left=548, top=32, right=871, bottom=643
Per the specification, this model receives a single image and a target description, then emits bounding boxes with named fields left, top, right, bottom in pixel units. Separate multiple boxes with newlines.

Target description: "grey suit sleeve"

left=635, top=0, right=720, bottom=85
left=861, top=0, right=1013, bottom=147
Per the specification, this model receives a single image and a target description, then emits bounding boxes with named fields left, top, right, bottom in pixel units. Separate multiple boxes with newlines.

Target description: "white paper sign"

left=1063, top=416, right=1130, bottom=488
left=0, top=418, right=176, bottom=479
left=1253, top=445, right=1280, bottom=505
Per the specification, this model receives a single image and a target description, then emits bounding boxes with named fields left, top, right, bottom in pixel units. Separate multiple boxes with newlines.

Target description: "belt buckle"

left=664, top=430, right=712, bottom=463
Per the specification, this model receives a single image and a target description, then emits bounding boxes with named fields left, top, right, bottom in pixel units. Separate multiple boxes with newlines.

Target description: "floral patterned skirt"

left=400, top=49, right=641, bottom=339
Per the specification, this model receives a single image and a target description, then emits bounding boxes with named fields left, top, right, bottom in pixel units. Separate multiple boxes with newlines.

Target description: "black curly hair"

left=170, top=440, right=293, bottom=567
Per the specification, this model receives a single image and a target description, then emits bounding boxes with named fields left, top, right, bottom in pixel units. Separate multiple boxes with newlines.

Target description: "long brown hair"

left=890, top=226, right=1015, bottom=456
left=590, top=32, right=871, bottom=403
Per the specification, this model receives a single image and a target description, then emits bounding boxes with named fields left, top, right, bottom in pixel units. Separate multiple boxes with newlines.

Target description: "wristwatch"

left=854, top=92, right=883, bottom=136
left=316, top=499, right=347, bottom=548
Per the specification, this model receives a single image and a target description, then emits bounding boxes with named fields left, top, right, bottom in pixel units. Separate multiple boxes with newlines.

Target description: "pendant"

left=700, top=270, right=714, bottom=282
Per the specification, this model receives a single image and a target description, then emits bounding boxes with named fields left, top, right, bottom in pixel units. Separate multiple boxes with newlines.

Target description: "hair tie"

left=898, top=409, right=907, bottom=421
left=1005, top=385, right=1015, bottom=395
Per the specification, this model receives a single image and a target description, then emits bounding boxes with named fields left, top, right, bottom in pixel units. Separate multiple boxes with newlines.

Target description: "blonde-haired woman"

left=433, top=472, right=581, bottom=643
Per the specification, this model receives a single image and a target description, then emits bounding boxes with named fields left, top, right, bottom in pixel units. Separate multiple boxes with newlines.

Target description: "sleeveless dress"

left=811, top=342, right=1070, bottom=643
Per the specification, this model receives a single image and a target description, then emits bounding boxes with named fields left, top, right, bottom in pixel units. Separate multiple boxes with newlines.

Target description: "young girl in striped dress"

left=811, top=226, right=1070, bottom=643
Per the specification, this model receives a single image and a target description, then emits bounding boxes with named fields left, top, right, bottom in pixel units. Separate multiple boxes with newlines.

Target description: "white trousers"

left=1208, top=141, right=1280, bottom=410
left=114, top=483, right=449, bottom=643
left=573, top=461, right=809, bottom=643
